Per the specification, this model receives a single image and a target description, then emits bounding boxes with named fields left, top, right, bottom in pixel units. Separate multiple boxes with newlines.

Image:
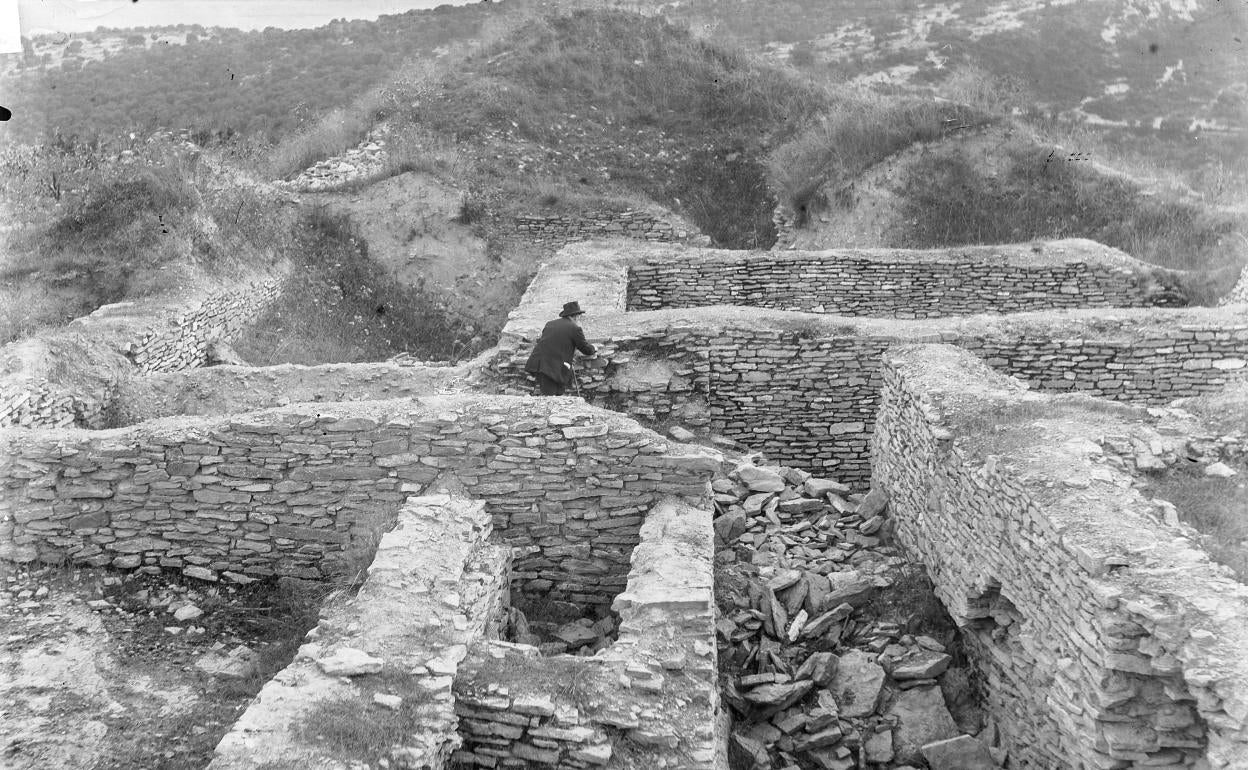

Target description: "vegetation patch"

left=296, top=688, right=422, bottom=766
left=1144, top=458, right=1248, bottom=583
left=232, top=208, right=479, bottom=365
left=0, top=138, right=292, bottom=343
left=889, top=139, right=1245, bottom=301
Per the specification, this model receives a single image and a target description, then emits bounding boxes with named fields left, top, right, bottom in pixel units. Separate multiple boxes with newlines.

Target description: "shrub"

left=889, top=139, right=1246, bottom=299
left=767, top=94, right=990, bottom=225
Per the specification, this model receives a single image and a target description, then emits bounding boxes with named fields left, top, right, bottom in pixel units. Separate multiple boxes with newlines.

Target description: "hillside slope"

left=775, top=122, right=1245, bottom=302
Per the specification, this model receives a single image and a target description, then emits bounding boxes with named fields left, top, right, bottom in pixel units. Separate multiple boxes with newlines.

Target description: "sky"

left=12, top=0, right=478, bottom=41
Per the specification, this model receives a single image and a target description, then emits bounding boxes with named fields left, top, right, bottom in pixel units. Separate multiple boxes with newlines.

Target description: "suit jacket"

left=524, top=317, right=596, bottom=384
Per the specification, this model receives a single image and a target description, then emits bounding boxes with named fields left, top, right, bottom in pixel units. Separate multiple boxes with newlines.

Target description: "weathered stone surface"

left=857, top=487, right=889, bottom=518
left=885, top=686, right=959, bottom=763
left=743, top=680, right=814, bottom=711
left=891, top=649, right=952, bottom=680
left=794, top=652, right=838, bottom=686
left=864, top=729, right=895, bottom=763
left=317, top=648, right=383, bottom=677
left=822, top=571, right=875, bottom=610
left=729, top=731, right=771, bottom=770
left=734, top=464, right=786, bottom=492
left=830, top=649, right=885, bottom=718
left=920, top=734, right=997, bottom=770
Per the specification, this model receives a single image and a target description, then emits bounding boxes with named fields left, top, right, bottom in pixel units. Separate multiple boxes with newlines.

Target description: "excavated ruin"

left=3, top=233, right=1248, bottom=770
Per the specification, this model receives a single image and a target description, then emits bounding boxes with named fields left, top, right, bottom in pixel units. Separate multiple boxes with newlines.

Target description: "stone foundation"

left=626, top=241, right=1188, bottom=315
left=453, top=497, right=719, bottom=769
left=209, top=493, right=511, bottom=770
left=514, top=209, right=699, bottom=247
left=0, top=396, right=717, bottom=610
left=0, top=269, right=284, bottom=429
left=492, top=243, right=1247, bottom=481
left=871, top=343, right=1248, bottom=769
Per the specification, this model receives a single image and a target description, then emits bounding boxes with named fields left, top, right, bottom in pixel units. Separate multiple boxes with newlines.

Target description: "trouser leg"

left=535, top=373, right=565, bottom=396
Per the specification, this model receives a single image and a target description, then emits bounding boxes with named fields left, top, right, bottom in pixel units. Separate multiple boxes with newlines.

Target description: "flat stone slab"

left=830, top=649, right=885, bottom=718
left=921, top=734, right=998, bottom=770
left=885, top=685, right=959, bottom=764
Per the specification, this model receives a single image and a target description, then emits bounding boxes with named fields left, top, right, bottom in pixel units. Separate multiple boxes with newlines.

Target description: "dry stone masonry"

left=626, top=241, right=1189, bottom=316
left=514, top=209, right=703, bottom=247
left=492, top=241, right=1248, bottom=483
left=0, top=396, right=717, bottom=612
left=0, top=270, right=284, bottom=429
left=454, top=497, right=718, bottom=769
left=209, top=493, right=511, bottom=769
left=4, top=222, right=1248, bottom=770
left=871, top=344, right=1248, bottom=769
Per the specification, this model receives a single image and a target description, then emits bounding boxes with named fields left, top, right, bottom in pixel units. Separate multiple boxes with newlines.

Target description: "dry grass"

left=1145, top=459, right=1248, bottom=582
left=889, top=136, right=1246, bottom=301
left=231, top=207, right=480, bottom=365
left=265, top=109, right=372, bottom=181
left=766, top=91, right=991, bottom=225
left=297, top=695, right=413, bottom=764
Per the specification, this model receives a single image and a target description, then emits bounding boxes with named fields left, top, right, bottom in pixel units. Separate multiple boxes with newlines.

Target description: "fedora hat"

left=559, top=301, right=586, bottom=318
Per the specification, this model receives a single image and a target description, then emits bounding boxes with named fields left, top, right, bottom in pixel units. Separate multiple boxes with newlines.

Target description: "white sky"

left=15, top=0, right=475, bottom=37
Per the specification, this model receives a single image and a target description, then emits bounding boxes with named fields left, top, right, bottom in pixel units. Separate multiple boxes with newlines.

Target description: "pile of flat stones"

left=712, top=457, right=1006, bottom=770
left=274, top=134, right=389, bottom=191
left=504, top=605, right=618, bottom=657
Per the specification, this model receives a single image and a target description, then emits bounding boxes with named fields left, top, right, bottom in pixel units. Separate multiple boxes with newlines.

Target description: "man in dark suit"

left=524, top=301, right=597, bottom=396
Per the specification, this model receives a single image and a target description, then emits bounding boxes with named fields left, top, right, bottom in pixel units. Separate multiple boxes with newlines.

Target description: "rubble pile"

left=503, top=603, right=619, bottom=657
left=712, top=457, right=1004, bottom=770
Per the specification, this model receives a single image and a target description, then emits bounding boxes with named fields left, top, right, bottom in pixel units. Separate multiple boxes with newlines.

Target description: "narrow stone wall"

left=209, top=493, right=511, bottom=770
left=0, top=396, right=717, bottom=610
left=0, top=270, right=284, bottom=429
left=454, top=497, right=718, bottom=768
left=627, top=241, right=1188, bottom=316
left=871, top=343, right=1248, bottom=769
left=514, top=209, right=699, bottom=246
left=109, top=354, right=491, bottom=424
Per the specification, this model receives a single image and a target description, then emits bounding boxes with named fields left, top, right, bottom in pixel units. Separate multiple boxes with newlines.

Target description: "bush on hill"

left=0, top=138, right=292, bottom=342
left=384, top=9, right=829, bottom=247
left=890, top=141, right=1245, bottom=302
left=767, top=93, right=990, bottom=225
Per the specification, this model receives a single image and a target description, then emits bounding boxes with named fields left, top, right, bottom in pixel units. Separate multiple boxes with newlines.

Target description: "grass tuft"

left=1145, top=459, right=1248, bottom=582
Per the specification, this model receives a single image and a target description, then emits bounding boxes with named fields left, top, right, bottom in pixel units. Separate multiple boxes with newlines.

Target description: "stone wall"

left=210, top=493, right=511, bottom=770
left=871, top=343, right=1248, bottom=769
left=494, top=245, right=1248, bottom=483
left=454, top=497, right=719, bottom=769
left=0, top=270, right=284, bottom=430
left=109, top=354, right=492, bottom=425
left=626, top=241, right=1189, bottom=316
left=514, top=210, right=700, bottom=246
left=0, top=396, right=717, bottom=609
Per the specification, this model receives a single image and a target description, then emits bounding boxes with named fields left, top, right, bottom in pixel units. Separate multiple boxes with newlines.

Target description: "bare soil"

left=0, top=565, right=325, bottom=770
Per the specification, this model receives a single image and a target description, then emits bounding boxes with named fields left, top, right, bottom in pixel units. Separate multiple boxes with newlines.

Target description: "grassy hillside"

left=271, top=9, right=832, bottom=249
left=0, top=136, right=294, bottom=341
left=4, top=1, right=1244, bottom=359
left=1, top=3, right=499, bottom=145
